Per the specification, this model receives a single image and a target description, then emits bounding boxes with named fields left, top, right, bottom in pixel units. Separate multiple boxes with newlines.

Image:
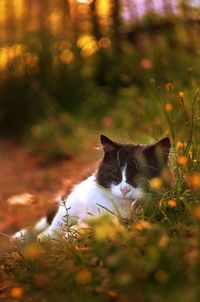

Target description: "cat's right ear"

left=100, top=135, right=118, bottom=152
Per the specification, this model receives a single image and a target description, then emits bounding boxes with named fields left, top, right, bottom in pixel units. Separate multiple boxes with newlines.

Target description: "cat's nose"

left=120, top=186, right=131, bottom=196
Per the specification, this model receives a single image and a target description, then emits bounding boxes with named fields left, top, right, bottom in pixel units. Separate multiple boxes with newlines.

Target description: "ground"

left=0, top=138, right=97, bottom=237
left=0, top=139, right=99, bottom=301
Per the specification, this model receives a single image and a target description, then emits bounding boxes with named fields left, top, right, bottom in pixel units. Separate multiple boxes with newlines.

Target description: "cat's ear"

left=149, top=137, right=171, bottom=163
left=143, top=137, right=171, bottom=163
left=154, top=137, right=171, bottom=157
left=100, top=135, right=118, bottom=152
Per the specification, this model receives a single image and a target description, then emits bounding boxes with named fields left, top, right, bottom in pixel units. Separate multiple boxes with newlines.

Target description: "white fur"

left=111, top=166, right=143, bottom=200
left=13, top=172, right=144, bottom=241
left=47, top=172, right=144, bottom=239
left=12, top=217, right=49, bottom=241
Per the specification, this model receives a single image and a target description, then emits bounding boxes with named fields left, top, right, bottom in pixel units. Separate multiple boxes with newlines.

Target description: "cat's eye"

left=111, top=176, right=121, bottom=184
left=109, top=170, right=121, bottom=184
left=112, top=179, right=121, bottom=185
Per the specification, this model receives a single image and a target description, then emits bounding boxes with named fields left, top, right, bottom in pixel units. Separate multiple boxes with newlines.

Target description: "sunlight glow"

left=48, top=10, right=63, bottom=34
left=14, top=0, right=25, bottom=20
left=98, top=37, right=111, bottom=48
left=77, top=0, right=93, bottom=4
left=0, top=1, right=6, bottom=23
left=77, top=35, right=98, bottom=57
left=97, top=0, right=111, bottom=17
left=7, top=193, right=34, bottom=205
left=60, top=49, right=74, bottom=64
left=0, top=44, right=25, bottom=70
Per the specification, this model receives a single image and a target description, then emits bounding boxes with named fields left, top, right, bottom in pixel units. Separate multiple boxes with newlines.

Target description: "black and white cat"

left=13, top=135, right=170, bottom=241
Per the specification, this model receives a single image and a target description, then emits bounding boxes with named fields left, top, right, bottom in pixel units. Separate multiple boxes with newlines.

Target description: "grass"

left=1, top=86, right=200, bottom=302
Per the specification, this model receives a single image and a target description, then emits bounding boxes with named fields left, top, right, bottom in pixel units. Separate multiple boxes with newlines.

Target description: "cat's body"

left=13, top=135, right=171, bottom=241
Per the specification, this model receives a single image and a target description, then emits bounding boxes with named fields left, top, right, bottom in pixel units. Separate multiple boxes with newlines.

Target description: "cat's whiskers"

left=116, top=148, right=122, bottom=169
left=142, top=164, right=160, bottom=171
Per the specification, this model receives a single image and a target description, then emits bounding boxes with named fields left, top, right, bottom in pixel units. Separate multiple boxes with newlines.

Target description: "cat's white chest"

left=49, top=175, right=134, bottom=236
left=67, top=174, right=133, bottom=218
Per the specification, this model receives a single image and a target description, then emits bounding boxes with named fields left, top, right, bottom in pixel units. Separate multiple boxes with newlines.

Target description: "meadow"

left=1, top=1, right=200, bottom=301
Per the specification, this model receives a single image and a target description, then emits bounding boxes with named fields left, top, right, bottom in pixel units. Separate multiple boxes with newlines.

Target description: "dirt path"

left=0, top=139, right=99, bottom=301
left=0, top=139, right=98, bottom=236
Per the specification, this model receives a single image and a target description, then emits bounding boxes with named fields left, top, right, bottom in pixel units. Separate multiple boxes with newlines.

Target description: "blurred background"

left=1, top=2, right=200, bottom=299
left=0, top=0, right=200, bottom=160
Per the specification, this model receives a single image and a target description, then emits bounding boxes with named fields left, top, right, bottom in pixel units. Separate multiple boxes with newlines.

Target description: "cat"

left=13, top=134, right=171, bottom=241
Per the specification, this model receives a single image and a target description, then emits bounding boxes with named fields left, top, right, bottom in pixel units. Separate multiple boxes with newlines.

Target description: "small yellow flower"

left=194, top=206, right=200, bottom=219
left=164, top=103, right=173, bottom=112
left=149, top=177, right=162, bottom=190
left=187, top=172, right=200, bottom=189
left=167, top=200, right=177, bottom=207
left=10, top=287, right=24, bottom=298
left=177, top=155, right=188, bottom=165
left=135, top=223, right=144, bottom=231
left=176, top=141, right=186, bottom=150
left=140, top=58, right=153, bottom=70
left=75, top=269, right=92, bottom=283
left=135, top=221, right=152, bottom=231
left=178, top=91, right=184, bottom=98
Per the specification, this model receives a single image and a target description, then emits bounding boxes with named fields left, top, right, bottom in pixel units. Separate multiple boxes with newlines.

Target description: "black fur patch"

left=46, top=206, right=58, bottom=224
left=96, top=135, right=170, bottom=189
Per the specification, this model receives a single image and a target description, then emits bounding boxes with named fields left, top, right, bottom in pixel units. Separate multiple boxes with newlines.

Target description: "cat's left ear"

left=100, top=135, right=118, bottom=152
left=152, top=137, right=171, bottom=162
left=143, top=137, right=171, bottom=163
left=154, top=137, right=171, bottom=156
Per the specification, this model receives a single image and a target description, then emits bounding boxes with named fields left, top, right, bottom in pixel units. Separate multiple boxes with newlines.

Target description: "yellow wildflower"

left=176, top=141, right=186, bottom=150
left=10, top=287, right=24, bottom=298
left=187, top=172, right=200, bottom=189
left=167, top=200, right=177, bottom=207
left=140, top=58, right=153, bottom=70
left=135, top=223, right=144, bottom=231
left=164, top=103, right=173, bottom=112
left=135, top=221, right=152, bottom=231
left=149, top=177, right=162, bottom=190
left=194, top=206, right=200, bottom=219
left=177, top=155, right=188, bottom=165
left=75, top=269, right=92, bottom=283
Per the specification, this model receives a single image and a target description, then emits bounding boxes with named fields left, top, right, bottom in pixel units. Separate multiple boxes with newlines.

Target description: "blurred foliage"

left=2, top=2, right=200, bottom=300
left=2, top=164, right=200, bottom=302
left=2, top=55, right=200, bottom=302
left=0, top=0, right=200, bottom=157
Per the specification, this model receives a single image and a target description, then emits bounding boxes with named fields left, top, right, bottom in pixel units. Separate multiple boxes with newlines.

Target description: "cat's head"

left=96, top=135, right=171, bottom=200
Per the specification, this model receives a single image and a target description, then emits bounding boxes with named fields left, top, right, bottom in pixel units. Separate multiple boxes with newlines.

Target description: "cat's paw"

left=37, top=228, right=50, bottom=242
left=11, top=229, right=28, bottom=243
left=37, top=233, right=49, bottom=242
